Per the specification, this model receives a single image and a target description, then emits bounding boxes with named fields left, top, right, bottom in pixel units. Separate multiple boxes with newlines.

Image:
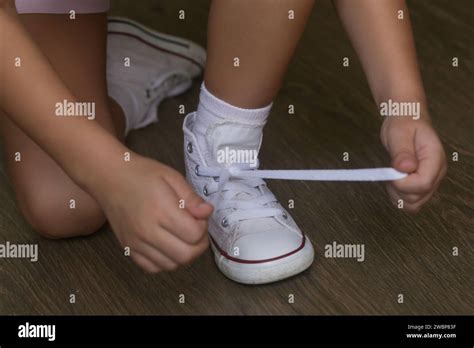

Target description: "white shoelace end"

left=232, top=167, right=408, bottom=182
left=348, top=168, right=407, bottom=181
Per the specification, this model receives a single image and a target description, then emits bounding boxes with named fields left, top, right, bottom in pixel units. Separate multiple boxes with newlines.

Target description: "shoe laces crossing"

left=196, top=162, right=283, bottom=227
left=195, top=163, right=406, bottom=227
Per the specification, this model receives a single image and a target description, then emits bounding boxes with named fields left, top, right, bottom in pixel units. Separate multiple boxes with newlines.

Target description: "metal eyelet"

left=282, top=212, right=288, bottom=219
left=194, top=165, right=200, bottom=176
left=203, top=185, right=209, bottom=196
left=221, top=218, right=229, bottom=227
left=186, top=142, right=193, bottom=154
left=213, top=176, right=220, bottom=182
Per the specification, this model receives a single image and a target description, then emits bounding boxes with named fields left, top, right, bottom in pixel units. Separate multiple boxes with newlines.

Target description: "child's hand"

left=94, top=155, right=213, bottom=273
left=380, top=117, right=447, bottom=213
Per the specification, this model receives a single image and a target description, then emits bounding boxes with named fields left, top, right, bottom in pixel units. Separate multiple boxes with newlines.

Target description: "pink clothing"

left=15, top=0, right=110, bottom=14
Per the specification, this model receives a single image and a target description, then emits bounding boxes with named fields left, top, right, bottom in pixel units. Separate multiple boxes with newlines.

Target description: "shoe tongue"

left=221, top=179, right=261, bottom=201
left=238, top=217, right=282, bottom=234
left=207, top=121, right=263, bottom=167
left=205, top=120, right=265, bottom=200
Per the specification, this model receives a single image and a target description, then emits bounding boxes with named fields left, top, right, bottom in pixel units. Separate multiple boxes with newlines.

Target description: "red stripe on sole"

left=210, top=234, right=306, bottom=264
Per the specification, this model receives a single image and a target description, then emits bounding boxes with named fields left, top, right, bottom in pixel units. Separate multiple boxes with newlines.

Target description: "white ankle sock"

left=193, top=83, right=272, bottom=164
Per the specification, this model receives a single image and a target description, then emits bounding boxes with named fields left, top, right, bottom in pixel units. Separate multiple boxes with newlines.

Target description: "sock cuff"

left=198, top=83, right=272, bottom=123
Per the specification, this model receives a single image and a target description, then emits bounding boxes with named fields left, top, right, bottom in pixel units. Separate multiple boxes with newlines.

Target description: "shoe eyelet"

left=221, top=218, right=229, bottom=227
left=203, top=185, right=209, bottom=196
left=282, top=212, right=288, bottom=219
left=194, top=165, right=200, bottom=176
left=213, top=176, right=219, bottom=182
left=186, top=142, right=193, bottom=154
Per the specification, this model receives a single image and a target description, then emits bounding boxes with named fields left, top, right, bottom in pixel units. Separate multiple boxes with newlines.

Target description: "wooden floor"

left=0, top=0, right=472, bottom=315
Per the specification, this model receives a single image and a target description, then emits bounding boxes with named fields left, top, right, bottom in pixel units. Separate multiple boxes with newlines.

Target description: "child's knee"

left=18, top=190, right=105, bottom=239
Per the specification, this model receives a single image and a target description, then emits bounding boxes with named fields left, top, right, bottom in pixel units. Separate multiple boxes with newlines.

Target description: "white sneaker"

left=107, top=17, right=206, bottom=134
left=183, top=112, right=314, bottom=284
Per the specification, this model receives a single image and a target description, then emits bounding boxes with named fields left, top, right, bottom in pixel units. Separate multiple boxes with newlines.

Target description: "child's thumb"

left=390, top=133, right=418, bottom=174
left=185, top=192, right=213, bottom=219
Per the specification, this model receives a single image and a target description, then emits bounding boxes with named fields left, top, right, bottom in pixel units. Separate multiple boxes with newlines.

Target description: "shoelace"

left=196, top=163, right=407, bottom=227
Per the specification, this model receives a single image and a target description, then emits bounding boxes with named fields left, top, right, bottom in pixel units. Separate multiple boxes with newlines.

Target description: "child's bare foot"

left=380, top=117, right=447, bottom=213
left=92, top=155, right=213, bottom=273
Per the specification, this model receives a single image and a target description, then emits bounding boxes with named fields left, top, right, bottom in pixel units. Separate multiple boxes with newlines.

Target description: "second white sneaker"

left=107, top=17, right=206, bottom=134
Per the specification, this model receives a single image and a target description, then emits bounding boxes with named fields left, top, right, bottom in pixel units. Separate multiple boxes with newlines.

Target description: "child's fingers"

left=195, top=219, right=210, bottom=237
left=386, top=184, right=402, bottom=206
left=137, top=225, right=207, bottom=265
left=135, top=240, right=179, bottom=271
left=185, top=192, right=214, bottom=219
left=148, top=176, right=209, bottom=246
left=388, top=178, right=438, bottom=213
left=387, top=183, right=418, bottom=205
left=137, top=224, right=192, bottom=262
left=399, top=192, right=423, bottom=204
left=162, top=169, right=214, bottom=219
left=161, top=167, right=196, bottom=200
left=392, top=155, right=442, bottom=194
left=392, top=151, right=418, bottom=174
left=393, top=126, right=446, bottom=195
left=390, top=180, right=425, bottom=201
left=403, top=191, right=435, bottom=213
left=392, top=173, right=426, bottom=194
left=153, top=181, right=208, bottom=245
left=386, top=126, right=418, bottom=173
left=386, top=184, right=422, bottom=213
left=417, top=149, right=446, bottom=188
left=160, top=202, right=208, bottom=245
left=130, top=250, right=162, bottom=274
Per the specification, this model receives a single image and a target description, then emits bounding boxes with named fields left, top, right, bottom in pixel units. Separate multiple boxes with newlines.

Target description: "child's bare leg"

left=183, top=0, right=316, bottom=284
left=0, top=3, right=211, bottom=272
left=205, top=0, right=315, bottom=108
left=0, top=13, right=123, bottom=238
